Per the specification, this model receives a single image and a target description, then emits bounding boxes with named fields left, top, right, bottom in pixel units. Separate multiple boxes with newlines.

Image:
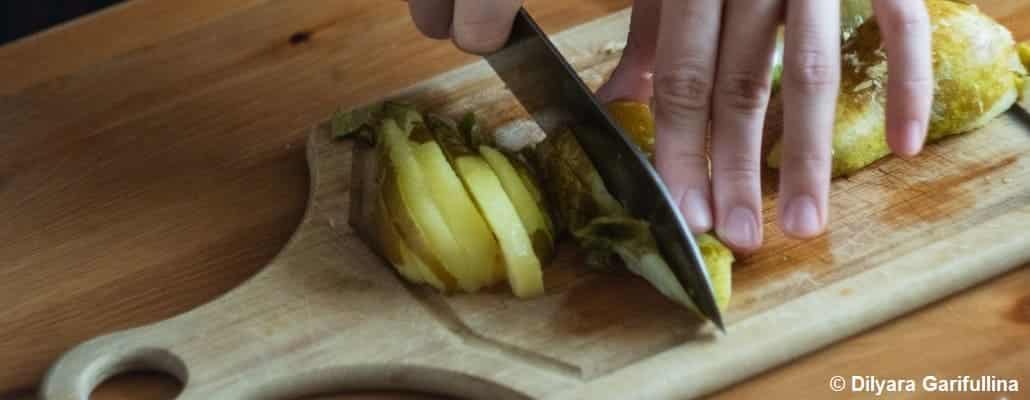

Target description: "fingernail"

left=682, top=189, right=713, bottom=232
left=783, top=195, right=822, bottom=238
left=721, top=206, right=759, bottom=250
left=899, top=120, right=925, bottom=157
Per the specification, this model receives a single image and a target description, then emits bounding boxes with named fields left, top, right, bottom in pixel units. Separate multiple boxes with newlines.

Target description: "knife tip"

left=710, top=313, right=726, bottom=333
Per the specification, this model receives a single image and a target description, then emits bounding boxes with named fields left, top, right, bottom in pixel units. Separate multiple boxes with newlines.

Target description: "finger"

left=451, top=0, right=523, bottom=55
left=779, top=0, right=840, bottom=238
left=872, top=0, right=933, bottom=156
left=709, top=0, right=782, bottom=253
left=596, top=0, right=661, bottom=103
left=409, top=0, right=455, bottom=40
left=653, top=0, right=725, bottom=233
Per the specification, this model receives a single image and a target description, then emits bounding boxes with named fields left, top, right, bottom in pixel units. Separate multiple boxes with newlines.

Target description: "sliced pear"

left=456, top=157, right=544, bottom=297
left=511, top=158, right=546, bottom=209
left=381, top=163, right=458, bottom=291
left=768, top=0, right=1025, bottom=176
left=380, top=101, right=423, bottom=134
left=373, top=196, right=425, bottom=284
left=696, top=233, right=734, bottom=310
left=605, top=101, right=656, bottom=159
left=410, top=127, right=502, bottom=287
left=402, top=240, right=450, bottom=291
left=376, top=195, right=457, bottom=291
left=379, top=119, right=479, bottom=291
left=571, top=218, right=733, bottom=313
left=480, top=145, right=555, bottom=262
left=429, top=116, right=544, bottom=298
left=1017, top=41, right=1029, bottom=69
left=600, top=100, right=735, bottom=308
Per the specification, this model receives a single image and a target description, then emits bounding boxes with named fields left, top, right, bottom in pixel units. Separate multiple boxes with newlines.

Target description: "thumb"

left=451, top=0, right=523, bottom=55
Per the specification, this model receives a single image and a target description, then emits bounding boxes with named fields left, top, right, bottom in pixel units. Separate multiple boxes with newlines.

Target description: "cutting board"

left=41, top=9, right=1030, bottom=400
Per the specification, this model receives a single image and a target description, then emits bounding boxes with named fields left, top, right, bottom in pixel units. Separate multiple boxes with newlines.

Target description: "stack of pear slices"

left=343, top=103, right=555, bottom=298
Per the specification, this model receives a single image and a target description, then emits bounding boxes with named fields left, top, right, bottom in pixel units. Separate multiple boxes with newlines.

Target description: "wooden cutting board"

left=41, top=9, right=1030, bottom=400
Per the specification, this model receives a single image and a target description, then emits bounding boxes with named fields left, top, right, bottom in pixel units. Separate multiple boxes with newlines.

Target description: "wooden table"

left=2, top=1, right=1027, bottom=399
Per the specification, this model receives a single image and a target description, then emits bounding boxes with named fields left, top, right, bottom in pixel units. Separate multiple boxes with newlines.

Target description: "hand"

left=407, top=0, right=524, bottom=54
left=596, top=0, right=932, bottom=253
left=407, top=1, right=933, bottom=254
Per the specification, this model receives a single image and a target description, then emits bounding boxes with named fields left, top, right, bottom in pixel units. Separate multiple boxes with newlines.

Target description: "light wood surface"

left=2, top=1, right=1029, bottom=399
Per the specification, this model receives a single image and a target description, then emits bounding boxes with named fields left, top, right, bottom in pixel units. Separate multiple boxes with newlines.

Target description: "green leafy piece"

left=429, top=115, right=545, bottom=297
left=460, top=111, right=493, bottom=148
left=330, top=100, right=421, bottom=143
left=381, top=101, right=422, bottom=134
left=481, top=145, right=556, bottom=263
left=331, top=102, right=384, bottom=142
left=531, top=128, right=625, bottom=234
left=531, top=128, right=733, bottom=312
left=573, top=217, right=733, bottom=312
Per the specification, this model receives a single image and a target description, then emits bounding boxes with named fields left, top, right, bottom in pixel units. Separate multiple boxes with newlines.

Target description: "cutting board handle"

left=38, top=311, right=535, bottom=400
left=40, top=324, right=188, bottom=399
left=38, top=130, right=543, bottom=400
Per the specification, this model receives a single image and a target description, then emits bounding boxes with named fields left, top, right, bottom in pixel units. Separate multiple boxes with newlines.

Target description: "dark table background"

left=2, top=0, right=123, bottom=44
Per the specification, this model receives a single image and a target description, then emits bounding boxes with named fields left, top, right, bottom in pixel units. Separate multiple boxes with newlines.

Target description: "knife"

left=486, top=9, right=725, bottom=331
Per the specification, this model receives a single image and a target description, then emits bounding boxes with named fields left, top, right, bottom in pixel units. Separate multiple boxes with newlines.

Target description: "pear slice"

left=1017, top=41, right=1029, bottom=70
left=380, top=169, right=456, bottom=291
left=410, top=126, right=502, bottom=287
left=572, top=218, right=734, bottom=313
left=480, top=145, right=555, bottom=263
left=373, top=195, right=426, bottom=285
left=379, top=118, right=478, bottom=291
left=696, top=233, right=734, bottom=310
left=429, top=116, right=544, bottom=298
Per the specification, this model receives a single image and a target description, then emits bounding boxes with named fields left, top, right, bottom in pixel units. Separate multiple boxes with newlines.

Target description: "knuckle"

left=654, top=61, right=714, bottom=116
left=717, top=164, right=761, bottom=186
left=718, top=71, right=772, bottom=113
left=785, top=29, right=839, bottom=90
left=715, top=152, right=761, bottom=183
left=781, top=150, right=831, bottom=172
left=787, top=50, right=838, bottom=89
left=669, top=150, right=710, bottom=171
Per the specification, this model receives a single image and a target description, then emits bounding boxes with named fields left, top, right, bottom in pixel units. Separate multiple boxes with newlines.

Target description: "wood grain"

left=2, top=1, right=1028, bottom=399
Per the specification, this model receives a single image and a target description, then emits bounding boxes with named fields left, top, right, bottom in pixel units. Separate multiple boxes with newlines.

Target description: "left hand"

left=597, top=0, right=932, bottom=253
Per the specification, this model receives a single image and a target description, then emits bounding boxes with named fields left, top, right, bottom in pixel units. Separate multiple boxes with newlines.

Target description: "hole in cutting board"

left=82, top=347, right=188, bottom=400
left=89, top=370, right=183, bottom=400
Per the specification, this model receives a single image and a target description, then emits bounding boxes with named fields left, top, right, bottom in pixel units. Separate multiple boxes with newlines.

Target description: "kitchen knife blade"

left=485, top=9, right=725, bottom=330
